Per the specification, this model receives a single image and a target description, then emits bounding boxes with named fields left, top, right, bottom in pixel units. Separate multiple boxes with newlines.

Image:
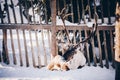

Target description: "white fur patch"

left=67, top=50, right=86, bottom=69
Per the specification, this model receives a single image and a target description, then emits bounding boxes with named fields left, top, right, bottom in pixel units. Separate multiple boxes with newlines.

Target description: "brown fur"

left=47, top=55, right=69, bottom=71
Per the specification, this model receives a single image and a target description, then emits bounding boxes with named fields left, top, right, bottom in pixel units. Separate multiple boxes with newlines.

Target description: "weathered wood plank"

left=96, top=30, right=103, bottom=67
left=16, top=29, right=23, bottom=66
left=10, top=0, right=17, bottom=23
left=110, top=30, right=115, bottom=67
left=51, top=0, right=57, bottom=57
left=70, top=0, right=74, bottom=23
left=23, top=30, right=29, bottom=67
left=91, top=34, right=97, bottom=66
left=77, top=0, right=80, bottom=24
left=29, top=30, right=36, bottom=67
left=85, top=30, right=90, bottom=66
left=2, top=29, right=9, bottom=64
left=103, top=31, right=109, bottom=68
left=41, top=30, right=47, bottom=65
left=35, top=31, right=42, bottom=68
left=10, top=29, right=17, bottom=65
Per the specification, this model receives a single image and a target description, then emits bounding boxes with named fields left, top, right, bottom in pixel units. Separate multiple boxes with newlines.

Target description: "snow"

left=0, top=62, right=115, bottom=80
left=56, top=16, right=78, bottom=26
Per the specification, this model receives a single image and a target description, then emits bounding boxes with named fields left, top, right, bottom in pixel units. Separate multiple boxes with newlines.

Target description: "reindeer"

left=47, top=6, right=98, bottom=71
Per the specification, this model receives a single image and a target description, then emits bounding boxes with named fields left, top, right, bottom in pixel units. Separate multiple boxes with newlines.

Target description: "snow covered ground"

left=0, top=62, right=115, bottom=80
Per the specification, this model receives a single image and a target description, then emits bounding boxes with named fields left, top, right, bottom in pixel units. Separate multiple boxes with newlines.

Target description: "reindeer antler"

left=73, top=12, right=98, bottom=49
left=58, top=6, right=73, bottom=43
left=63, top=12, right=98, bottom=61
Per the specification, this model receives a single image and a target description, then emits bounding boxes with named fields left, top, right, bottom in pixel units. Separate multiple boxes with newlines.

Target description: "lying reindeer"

left=47, top=6, right=98, bottom=71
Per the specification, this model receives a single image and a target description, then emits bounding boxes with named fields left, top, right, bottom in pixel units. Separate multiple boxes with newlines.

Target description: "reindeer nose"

left=51, top=69, right=58, bottom=71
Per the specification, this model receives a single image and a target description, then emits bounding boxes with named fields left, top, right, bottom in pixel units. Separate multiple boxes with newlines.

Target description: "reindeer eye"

left=56, top=64, right=61, bottom=68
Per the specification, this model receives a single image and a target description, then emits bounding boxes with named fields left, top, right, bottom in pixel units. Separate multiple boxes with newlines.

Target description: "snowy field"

left=0, top=62, right=115, bottom=80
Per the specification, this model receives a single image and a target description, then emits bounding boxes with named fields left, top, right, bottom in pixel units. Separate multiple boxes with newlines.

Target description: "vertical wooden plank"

left=24, top=0, right=30, bottom=23
left=2, top=29, right=9, bottom=64
left=30, top=0, right=35, bottom=24
left=73, top=30, right=76, bottom=44
left=10, top=29, right=17, bottom=65
left=51, top=0, right=57, bottom=57
left=0, top=3, right=4, bottom=23
left=45, top=0, right=48, bottom=24
left=110, top=30, right=114, bottom=57
left=23, top=30, right=29, bottom=67
left=63, top=0, right=66, bottom=7
left=87, top=0, right=91, bottom=21
left=103, top=31, right=109, bottom=68
left=96, top=30, right=103, bottom=67
left=107, top=0, right=111, bottom=24
left=81, top=0, right=85, bottom=23
left=46, top=29, right=52, bottom=55
left=47, top=30, right=51, bottom=50
left=5, top=0, right=11, bottom=23
left=85, top=30, right=90, bottom=66
left=18, top=0, right=23, bottom=24
left=35, top=31, right=41, bottom=68
left=36, top=0, right=41, bottom=24
left=77, top=0, right=80, bottom=24
left=0, top=51, right=3, bottom=62
left=100, top=0, right=104, bottom=23
left=41, top=30, right=47, bottom=65
left=110, top=30, right=115, bottom=67
left=91, top=33, right=97, bottom=66
left=29, top=30, right=36, bottom=67
left=57, top=0, right=60, bottom=14
left=79, top=30, right=82, bottom=42
left=16, top=29, right=23, bottom=66
left=70, top=0, right=74, bottom=23
left=10, top=0, right=17, bottom=23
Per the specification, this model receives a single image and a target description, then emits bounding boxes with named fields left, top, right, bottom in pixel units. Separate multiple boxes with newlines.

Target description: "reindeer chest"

left=66, top=50, right=86, bottom=69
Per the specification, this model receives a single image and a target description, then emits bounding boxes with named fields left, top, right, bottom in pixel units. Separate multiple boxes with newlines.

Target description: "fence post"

left=2, top=29, right=9, bottom=64
left=51, top=0, right=57, bottom=57
left=115, top=2, right=120, bottom=80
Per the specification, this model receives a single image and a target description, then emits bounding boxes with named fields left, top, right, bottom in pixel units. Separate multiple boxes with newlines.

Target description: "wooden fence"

left=0, top=0, right=115, bottom=69
left=0, top=24, right=52, bottom=68
left=0, top=24, right=115, bottom=69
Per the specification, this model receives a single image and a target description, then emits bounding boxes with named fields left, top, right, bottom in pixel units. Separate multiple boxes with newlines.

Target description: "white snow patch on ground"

left=0, top=62, right=115, bottom=80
